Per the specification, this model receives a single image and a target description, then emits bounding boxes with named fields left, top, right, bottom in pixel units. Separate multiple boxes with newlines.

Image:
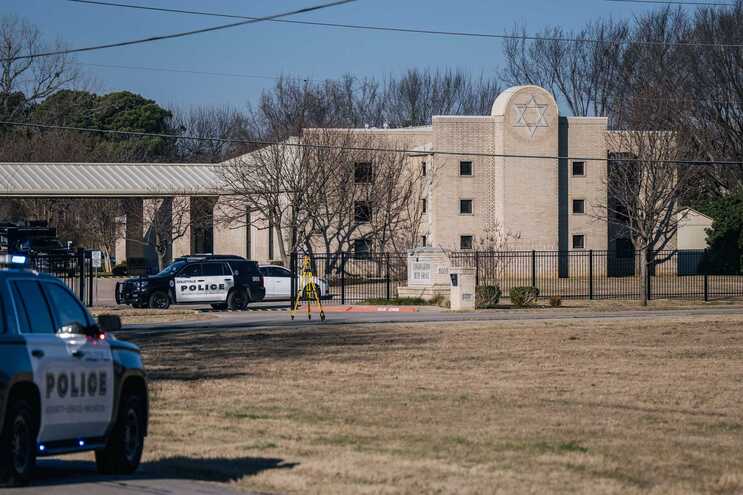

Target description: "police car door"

left=42, top=281, right=113, bottom=441
left=202, top=262, right=233, bottom=302
left=11, top=280, right=113, bottom=443
left=174, top=263, right=203, bottom=303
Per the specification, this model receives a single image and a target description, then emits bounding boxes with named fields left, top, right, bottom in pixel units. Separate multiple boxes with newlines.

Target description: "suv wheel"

left=148, top=291, right=170, bottom=310
left=0, top=400, right=36, bottom=487
left=227, top=289, right=249, bottom=311
left=96, top=394, right=145, bottom=475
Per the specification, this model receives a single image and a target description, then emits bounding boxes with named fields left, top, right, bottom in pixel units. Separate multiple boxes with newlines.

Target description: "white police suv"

left=0, top=255, right=148, bottom=486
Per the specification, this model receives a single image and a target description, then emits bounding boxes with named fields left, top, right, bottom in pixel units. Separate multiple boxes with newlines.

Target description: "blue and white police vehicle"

left=0, top=255, right=148, bottom=486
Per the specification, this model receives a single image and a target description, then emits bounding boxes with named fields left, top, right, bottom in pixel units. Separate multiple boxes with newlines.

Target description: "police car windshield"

left=157, top=260, right=186, bottom=276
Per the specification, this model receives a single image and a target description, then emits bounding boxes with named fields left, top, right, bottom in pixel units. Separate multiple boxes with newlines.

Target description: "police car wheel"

left=95, top=394, right=145, bottom=475
left=0, top=400, right=36, bottom=487
left=227, top=289, right=249, bottom=311
left=148, top=291, right=170, bottom=310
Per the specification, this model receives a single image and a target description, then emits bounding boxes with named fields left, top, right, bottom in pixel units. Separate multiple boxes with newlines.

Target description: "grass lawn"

left=120, top=315, right=743, bottom=494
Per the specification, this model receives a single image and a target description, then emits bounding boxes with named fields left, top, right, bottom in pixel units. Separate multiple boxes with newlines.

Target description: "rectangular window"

left=459, top=199, right=473, bottom=215
left=422, top=198, right=427, bottom=213
left=572, top=199, right=585, bottom=215
left=459, top=161, right=473, bottom=176
left=460, top=235, right=473, bottom=250
left=572, top=234, right=585, bottom=250
left=354, top=201, right=372, bottom=223
left=12, top=280, right=54, bottom=334
left=421, top=235, right=427, bottom=247
left=354, top=162, right=373, bottom=183
left=421, top=162, right=427, bottom=177
left=572, top=161, right=585, bottom=177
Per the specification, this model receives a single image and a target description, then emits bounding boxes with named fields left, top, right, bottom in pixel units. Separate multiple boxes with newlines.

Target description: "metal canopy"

left=0, top=163, right=224, bottom=197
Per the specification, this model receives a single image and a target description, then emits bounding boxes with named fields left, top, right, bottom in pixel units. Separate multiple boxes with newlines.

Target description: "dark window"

left=460, top=199, right=473, bottom=215
left=572, top=234, right=585, bottom=250
left=459, top=161, right=473, bottom=176
left=460, top=235, right=473, bottom=250
left=354, top=239, right=372, bottom=259
left=203, top=262, right=227, bottom=277
left=12, top=280, right=54, bottom=334
left=421, top=162, right=427, bottom=177
left=265, top=266, right=291, bottom=278
left=572, top=161, right=585, bottom=176
left=354, top=201, right=372, bottom=223
left=572, top=199, right=585, bottom=214
left=422, top=199, right=427, bottom=213
left=179, top=263, right=202, bottom=278
left=44, top=283, right=89, bottom=330
left=354, top=162, right=373, bottom=183
left=421, top=235, right=427, bottom=247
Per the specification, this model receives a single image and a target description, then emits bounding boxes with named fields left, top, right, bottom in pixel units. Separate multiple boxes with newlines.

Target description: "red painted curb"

left=312, top=306, right=418, bottom=313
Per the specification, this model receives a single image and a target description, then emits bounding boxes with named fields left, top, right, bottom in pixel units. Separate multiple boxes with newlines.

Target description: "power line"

left=66, top=0, right=743, bottom=49
left=605, top=0, right=736, bottom=6
left=75, top=62, right=320, bottom=82
left=1, top=120, right=741, bottom=166
left=0, top=0, right=358, bottom=62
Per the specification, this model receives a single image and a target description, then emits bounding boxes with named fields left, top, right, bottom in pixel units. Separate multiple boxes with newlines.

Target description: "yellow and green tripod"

left=290, top=256, right=326, bottom=321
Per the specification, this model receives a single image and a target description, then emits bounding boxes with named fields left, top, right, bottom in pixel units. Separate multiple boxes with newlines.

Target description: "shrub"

left=112, top=262, right=128, bottom=276
left=476, top=285, right=501, bottom=309
left=510, top=286, right=539, bottom=307
left=549, top=295, right=562, bottom=307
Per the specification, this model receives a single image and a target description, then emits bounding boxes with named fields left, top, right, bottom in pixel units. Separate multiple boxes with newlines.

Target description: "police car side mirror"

left=97, top=314, right=122, bottom=333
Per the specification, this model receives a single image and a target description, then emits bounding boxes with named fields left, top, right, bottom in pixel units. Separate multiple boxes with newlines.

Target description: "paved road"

left=4, top=459, right=248, bottom=495
left=120, top=303, right=743, bottom=336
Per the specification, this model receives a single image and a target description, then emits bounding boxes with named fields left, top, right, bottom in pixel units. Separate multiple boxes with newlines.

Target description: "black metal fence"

left=291, top=251, right=408, bottom=304
left=28, top=248, right=96, bottom=306
left=292, top=249, right=743, bottom=304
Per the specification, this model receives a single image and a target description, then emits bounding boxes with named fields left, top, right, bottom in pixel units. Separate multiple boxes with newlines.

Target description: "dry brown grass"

left=119, top=315, right=743, bottom=494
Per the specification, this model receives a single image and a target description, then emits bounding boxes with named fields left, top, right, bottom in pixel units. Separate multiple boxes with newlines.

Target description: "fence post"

left=646, top=259, right=652, bottom=301
left=704, top=272, right=709, bottom=302
left=385, top=254, right=391, bottom=300
left=87, top=251, right=94, bottom=307
left=77, top=248, right=85, bottom=303
left=589, top=249, right=594, bottom=300
left=341, top=252, right=346, bottom=305
left=290, top=252, right=297, bottom=303
left=475, top=251, right=480, bottom=287
left=531, top=250, right=536, bottom=288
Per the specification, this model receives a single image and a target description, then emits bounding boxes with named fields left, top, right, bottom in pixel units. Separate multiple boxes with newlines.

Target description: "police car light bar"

left=0, top=254, right=28, bottom=266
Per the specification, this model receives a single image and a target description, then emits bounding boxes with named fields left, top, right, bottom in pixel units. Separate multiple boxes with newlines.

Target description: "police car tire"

left=147, top=291, right=170, bottom=310
left=227, top=289, right=249, bottom=311
left=0, top=400, right=36, bottom=487
left=95, top=394, right=145, bottom=475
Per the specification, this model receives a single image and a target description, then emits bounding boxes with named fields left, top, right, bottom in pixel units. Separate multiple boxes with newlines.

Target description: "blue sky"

left=5, top=0, right=683, bottom=109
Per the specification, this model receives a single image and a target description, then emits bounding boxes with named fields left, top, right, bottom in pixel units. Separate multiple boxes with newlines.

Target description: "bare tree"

left=217, top=137, right=331, bottom=266
left=501, top=19, right=630, bottom=119
left=600, top=131, right=699, bottom=305
left=0, top=15, right=81, bottom=119
left=169, top=105, right=250, bottom=163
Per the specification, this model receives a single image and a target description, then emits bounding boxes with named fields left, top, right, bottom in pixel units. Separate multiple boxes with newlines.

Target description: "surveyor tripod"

left=290, top=256, right=326, bottom=321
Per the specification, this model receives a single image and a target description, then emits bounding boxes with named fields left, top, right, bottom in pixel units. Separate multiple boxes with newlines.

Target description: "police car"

left=116, top=254, right=265, bottom=310
left=0, top=255, right=148, bottom=486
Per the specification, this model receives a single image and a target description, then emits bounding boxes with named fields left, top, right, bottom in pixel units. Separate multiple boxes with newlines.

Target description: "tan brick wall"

left=562, top=117, right=609, bottom=251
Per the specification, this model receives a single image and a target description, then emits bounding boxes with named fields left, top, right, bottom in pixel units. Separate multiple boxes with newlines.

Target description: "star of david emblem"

left=513, top=95, right=549, bottom=138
